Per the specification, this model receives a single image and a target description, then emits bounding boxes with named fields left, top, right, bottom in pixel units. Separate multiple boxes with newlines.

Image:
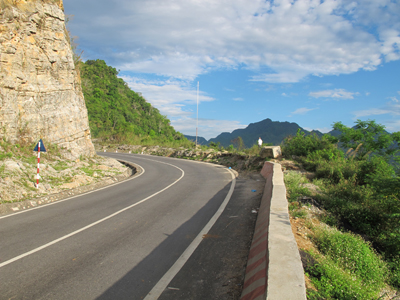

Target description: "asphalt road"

left=0, top=153, right=263, bottom=300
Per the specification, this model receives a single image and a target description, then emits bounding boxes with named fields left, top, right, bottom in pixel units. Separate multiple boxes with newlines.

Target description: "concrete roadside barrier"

left=240, top=162, right=306, bottom=300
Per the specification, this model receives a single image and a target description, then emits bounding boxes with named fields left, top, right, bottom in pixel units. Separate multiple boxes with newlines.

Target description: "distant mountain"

left=208, top=118, right=323, bottom=148
left=326, top=129, right=341, bottom=137
left=184, top=135, right=208, bottom=145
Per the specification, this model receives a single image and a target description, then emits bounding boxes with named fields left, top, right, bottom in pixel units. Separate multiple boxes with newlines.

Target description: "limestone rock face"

left=0, top=0, right=95, bottom=158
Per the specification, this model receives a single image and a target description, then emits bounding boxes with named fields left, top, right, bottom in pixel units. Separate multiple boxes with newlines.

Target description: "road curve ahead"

left=0, top=153, right=237, bottom=299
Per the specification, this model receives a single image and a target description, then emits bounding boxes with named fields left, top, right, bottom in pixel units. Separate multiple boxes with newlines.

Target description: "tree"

left=231, top=136, right=245, bottom=151
left=333, top=120, right=400, bottom=160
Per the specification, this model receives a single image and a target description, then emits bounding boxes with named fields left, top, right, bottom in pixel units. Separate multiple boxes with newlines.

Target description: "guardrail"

left=240, top=161, right=306, bottom=300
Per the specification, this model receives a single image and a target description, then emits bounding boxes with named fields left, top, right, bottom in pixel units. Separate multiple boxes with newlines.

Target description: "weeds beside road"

left=282, top=121, right=400, bottom=299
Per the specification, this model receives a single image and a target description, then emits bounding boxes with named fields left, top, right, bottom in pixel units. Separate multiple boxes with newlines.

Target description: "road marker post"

left=33, top=139, right=47, bottom=189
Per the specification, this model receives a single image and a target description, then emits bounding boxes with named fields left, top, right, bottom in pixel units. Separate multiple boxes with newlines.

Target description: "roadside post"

left=33, top=139, right=47, bottom=189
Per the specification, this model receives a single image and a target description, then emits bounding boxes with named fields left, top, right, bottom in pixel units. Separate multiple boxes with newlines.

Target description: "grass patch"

left=307, top=225, right=388, bottom=299
left=313, top=226, right=387, bottom=286
left=0, top=152, right=12, bottom=160
left=53, top=161, right=69, bottom=171
left=81, top=166, right=97, bottom=176
left=291, top=208, right=307, bottom=218
left=284, top=171, right=310, bottom=202
left=284, top=167, right=396, bottom=297
left=307, top=254, right=381, bottom=300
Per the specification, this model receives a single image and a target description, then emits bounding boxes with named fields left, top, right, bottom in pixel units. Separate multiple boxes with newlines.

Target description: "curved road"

left=0, top=153, right=241, bottom=299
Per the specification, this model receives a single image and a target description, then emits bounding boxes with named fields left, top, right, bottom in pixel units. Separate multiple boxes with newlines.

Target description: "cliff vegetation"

left=79, top=59, right=192, bottom=148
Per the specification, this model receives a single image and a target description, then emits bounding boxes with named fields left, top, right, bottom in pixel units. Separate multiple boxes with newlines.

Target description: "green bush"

left=227, top=144, right=235, bottom=152
left=283, top=120, right=400, bottom=294
left=357, top=156, right=395, bottom=185
left=307, top=226, right=388, bottom=299
left=388, top=257, right=400, bottom=288
left=313, top=158, right=358, bottom=183
left=308, top=255, right=381, bottom=300
left=313, top=226, right=387, bottom=286
left=283, top=171, right=310, bottom=202
left=282, top=130, right=337, bottom=158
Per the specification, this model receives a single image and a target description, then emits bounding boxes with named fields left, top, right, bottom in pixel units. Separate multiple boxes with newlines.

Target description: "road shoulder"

left=158, top=172, right=265, bottom=300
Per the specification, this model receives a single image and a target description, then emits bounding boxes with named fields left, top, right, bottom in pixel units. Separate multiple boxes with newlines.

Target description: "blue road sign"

left=33, top=139, right=47, bottom=152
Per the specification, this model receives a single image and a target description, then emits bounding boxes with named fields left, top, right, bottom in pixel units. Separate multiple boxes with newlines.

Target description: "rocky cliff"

left=0, top=0, right=95, bottom=158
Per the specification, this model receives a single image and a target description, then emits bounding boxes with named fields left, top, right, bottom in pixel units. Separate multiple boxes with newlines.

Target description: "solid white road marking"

left=0, top=160, right=184, bottom=268
left=144, top=168, right=236, bottom=300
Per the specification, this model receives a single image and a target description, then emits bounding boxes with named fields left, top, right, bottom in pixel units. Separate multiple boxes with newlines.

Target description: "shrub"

left=302, top=147, right=344, bottom=173
left=282, top=130, right=337, bottom=158
left=313, top=157, right=358, bottom=183
left=244, top=144, right=260, bottom=156
left=307, top=226, right=388, bottom=299
left=313, top=226, right=387, bottom=286
left=283, top=171, right=310, bottom=202
left=387, top=256, right=400, bottom=288
left=227, top=144, right=235, bottom=152
left=308, top=255, right=381, bottom=300
left=357, top=155, right=395, bottom=185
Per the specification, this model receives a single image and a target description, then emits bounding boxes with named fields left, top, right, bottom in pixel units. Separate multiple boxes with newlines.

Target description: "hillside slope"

left=79, top=60, right=185, bottom=144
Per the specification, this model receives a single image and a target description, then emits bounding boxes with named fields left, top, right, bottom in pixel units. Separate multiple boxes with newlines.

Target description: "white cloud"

left=309, top=89, right=359, bottom=100
left=120, top=76, right=214, bottom=117
left=385, top=120, right=400, bottom=132
left=233, top=97, right=244, bottom=101
left=289, top=107, right=317, bottom=116
left=171, top=117, right=247, bottom=140
left=353, top=108, right=393, bottom=118
left=65, top=0, right=400, bottom=83
left=118, top=54, right=206, bottom=80
left=353, top=101, right=400, bottom=118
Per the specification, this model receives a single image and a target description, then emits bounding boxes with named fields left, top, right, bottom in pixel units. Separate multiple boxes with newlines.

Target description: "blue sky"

left=64, top=0, right=400, bottom=140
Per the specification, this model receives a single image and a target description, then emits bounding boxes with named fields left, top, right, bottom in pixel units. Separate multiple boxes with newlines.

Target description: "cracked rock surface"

left=0, top=0, right=94, bottom=159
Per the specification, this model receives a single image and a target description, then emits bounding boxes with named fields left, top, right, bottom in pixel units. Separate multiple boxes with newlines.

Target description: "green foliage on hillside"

left=282, top=120, right=400, bottom=295
left=308, top=226, right=388, bottom=299
left=333, top=120, right=400, bottom=160
left=79, top=60, right=189, bottom=146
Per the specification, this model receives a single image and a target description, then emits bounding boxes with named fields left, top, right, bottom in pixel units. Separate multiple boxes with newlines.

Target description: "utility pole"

left=196, top=81, right=199, bottom=147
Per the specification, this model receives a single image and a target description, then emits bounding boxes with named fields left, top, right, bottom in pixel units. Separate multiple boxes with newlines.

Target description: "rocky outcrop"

left=0, top=0, right=95, bottom=158
left=259, top=146, right=282, bottom=159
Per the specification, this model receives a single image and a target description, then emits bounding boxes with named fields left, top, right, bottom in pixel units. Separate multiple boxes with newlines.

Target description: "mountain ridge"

left=187, top=118, right=324, bottom=148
